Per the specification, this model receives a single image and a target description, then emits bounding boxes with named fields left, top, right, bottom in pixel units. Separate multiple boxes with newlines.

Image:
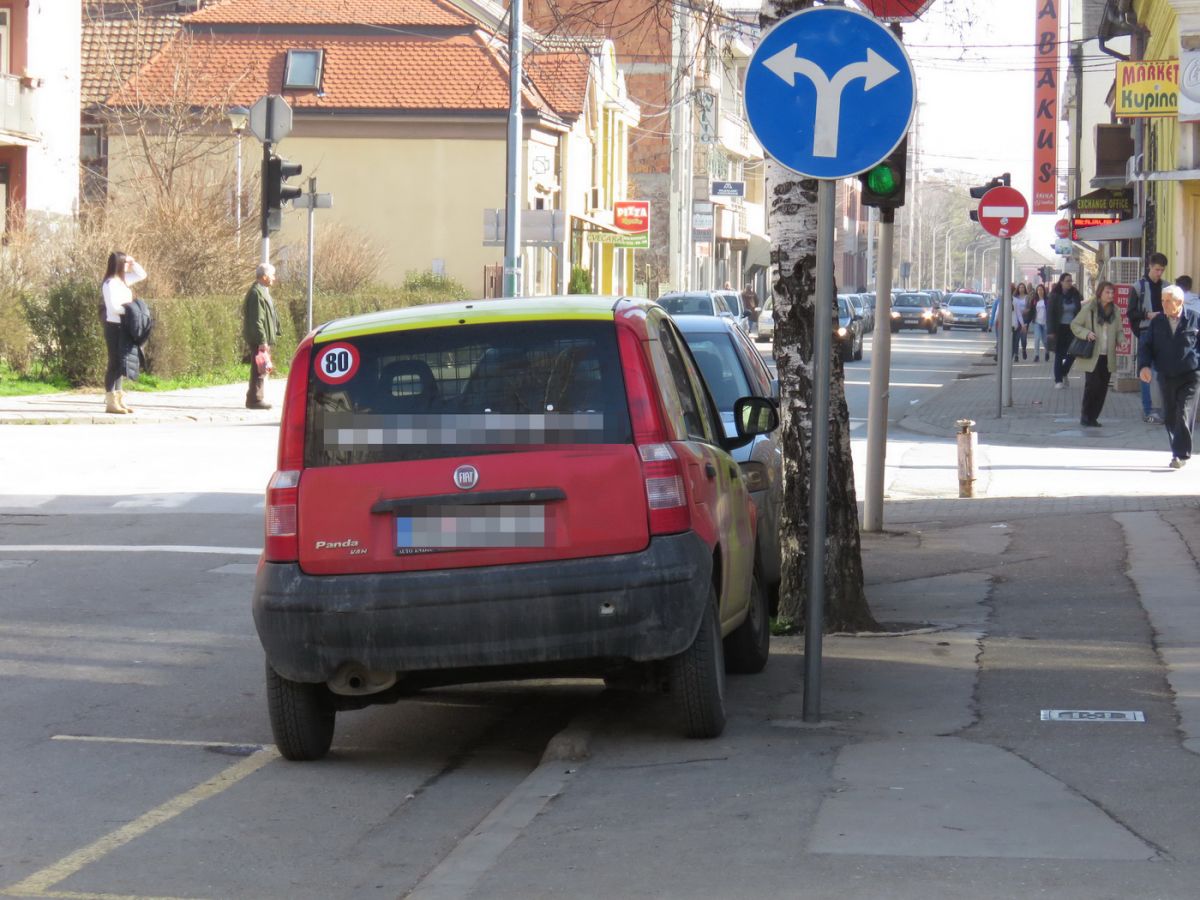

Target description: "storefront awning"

left=1073, top=217, right=1144, bottom=241
left=572, top=211, right=624, bottom=233
left=745, top=233, right=771, bottom=272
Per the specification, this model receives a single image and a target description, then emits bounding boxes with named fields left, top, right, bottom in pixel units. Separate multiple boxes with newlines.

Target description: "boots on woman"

left=117, top=390, right=134, bottom=413
left=104, top=391, right=127, bottom=414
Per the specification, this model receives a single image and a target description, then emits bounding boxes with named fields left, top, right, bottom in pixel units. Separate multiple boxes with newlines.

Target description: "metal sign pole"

left=306, top=177, right=316, bottom=334
left=503, top=0, right=524, bottom=297
left=998, top=240, right=1008, bottom=408
left=803, top=178, right=835, bottom=723
left=259, top=140, right=271, bottom=266
left=863, top=208, right=894, bottom=532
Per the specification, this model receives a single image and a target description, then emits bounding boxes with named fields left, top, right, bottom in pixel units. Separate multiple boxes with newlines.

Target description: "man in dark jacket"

left=243, top=263, right=280, bottom=410
left=1129, top=252, right=1169, bottom=422
left=1138, top=284, right=1200, bottom=468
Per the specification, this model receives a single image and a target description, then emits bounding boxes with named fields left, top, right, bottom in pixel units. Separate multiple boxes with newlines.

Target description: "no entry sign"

left=1054, top=218, right=1071, bottom=238
left=859, top=1, right=935, bottom=21
left=977, top=186, right=1030, bottom=239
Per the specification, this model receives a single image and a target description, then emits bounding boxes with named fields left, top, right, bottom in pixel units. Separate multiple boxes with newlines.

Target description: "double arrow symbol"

left=763, top=46, right=899, bottom=158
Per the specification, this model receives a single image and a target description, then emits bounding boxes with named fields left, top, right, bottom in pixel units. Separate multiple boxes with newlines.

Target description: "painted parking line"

left=0, top=546, right=259, bottom=556
left=51, top=735, right=266, bottom=752
left=1, top=748, right=279, bottom=900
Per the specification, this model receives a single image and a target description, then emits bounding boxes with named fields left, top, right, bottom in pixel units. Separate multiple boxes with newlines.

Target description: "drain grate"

left=1040, top=709, right=1145, bottom=722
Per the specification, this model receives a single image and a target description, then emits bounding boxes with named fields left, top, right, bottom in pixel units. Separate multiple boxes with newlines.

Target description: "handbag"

left=1068, top=335, right=1095, bottom=359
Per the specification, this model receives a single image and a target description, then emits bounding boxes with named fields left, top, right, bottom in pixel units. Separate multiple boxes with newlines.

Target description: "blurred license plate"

left=395, top=505, right=546, bottom=552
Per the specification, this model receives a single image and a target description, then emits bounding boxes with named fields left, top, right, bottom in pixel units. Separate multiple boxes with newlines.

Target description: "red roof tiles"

left=110, top=32, right=549, bottom=115
left=185, top=0, right=475, bottom=28
left=526, top=50, right=591, bottom=120
left=82, top=15, right=181, bottom=106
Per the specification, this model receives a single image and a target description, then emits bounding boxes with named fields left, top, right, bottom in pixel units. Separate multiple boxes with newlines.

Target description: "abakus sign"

left=1032, top=0, right=1058, bottom=214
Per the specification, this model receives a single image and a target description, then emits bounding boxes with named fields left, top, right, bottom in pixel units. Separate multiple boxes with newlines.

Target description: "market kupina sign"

left=1032, top=0, right=1058, bottom=214
left=1115, top=60, right=1180, bottom=117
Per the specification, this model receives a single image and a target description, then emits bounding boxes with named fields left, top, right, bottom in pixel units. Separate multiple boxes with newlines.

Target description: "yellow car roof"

left=314, top=295, right=646, bottom=343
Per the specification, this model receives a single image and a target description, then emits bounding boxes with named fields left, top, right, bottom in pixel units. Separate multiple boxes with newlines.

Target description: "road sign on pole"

left=1054, top=218, right=1071, bottom=238
left=744, top=5, right=916, bottom=179
left=859, top=0, right=936, bottom=22
left=977, top=186, right=1030, bottom=239
left=248, top=94, right=293, bottom=145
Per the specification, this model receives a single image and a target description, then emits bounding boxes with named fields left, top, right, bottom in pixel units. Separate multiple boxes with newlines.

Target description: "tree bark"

left=761, top=0, right=876, bottom=633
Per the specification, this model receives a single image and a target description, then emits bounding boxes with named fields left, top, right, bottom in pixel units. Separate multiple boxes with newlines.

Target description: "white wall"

left=27, top=0, right=81, bottom=219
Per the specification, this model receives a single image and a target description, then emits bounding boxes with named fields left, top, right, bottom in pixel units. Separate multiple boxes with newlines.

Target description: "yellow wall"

left=1137, top=0, right=1180, bottom=264
left=274, top=132, right=506, bottom=292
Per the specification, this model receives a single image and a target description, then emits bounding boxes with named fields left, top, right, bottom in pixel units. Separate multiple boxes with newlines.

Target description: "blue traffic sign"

left=744, top=5, right=916, bottom=180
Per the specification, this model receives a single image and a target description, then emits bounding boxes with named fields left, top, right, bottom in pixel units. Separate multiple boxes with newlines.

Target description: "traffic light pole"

left=803, top=177, right=835, bottom=723
left=259, top=141, right=271, bottom=266
left=863, top=209, right=894, bottom=533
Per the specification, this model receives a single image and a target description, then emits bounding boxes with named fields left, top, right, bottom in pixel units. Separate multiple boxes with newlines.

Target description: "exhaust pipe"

left=327, top=663, right=397, bottom=696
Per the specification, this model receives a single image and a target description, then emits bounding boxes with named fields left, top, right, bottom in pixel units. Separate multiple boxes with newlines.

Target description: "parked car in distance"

left=676, top=315, right=782, bottom=610
left=757, top=295, right=774, bottom=343
left=890, top=292, right=939, bottom=334
left=860, top=292, right=877, bottom=331
left=254, top=295, right=780, bottom=759
left=659, top=291, right=744, bottom=333
left=944, top=292, right=992, bottom=331
left=845, top=292, right=873, bottom=334
left=714, top=290, right=752, bottom=334
left=836, top=295, right=865, bottom=360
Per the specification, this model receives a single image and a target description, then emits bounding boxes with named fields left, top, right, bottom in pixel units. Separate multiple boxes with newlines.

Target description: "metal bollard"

left=956, top=418, right=977, bottom=498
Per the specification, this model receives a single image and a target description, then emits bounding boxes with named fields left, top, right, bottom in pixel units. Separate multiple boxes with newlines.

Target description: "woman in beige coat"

left=1070, top=281, right=1121, bottom=427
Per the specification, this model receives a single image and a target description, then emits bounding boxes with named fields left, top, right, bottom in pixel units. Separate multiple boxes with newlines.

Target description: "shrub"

left=568, top=266, right=591, bottom=294
left=0, top=289, right=34, bottom=373
left=278, top=225, right=388, bottom=295
left=45, top=279, right=106, bottom=386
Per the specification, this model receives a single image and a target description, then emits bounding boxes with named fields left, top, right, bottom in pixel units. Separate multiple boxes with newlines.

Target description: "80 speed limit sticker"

left=314, top=342, right=360, bottom=385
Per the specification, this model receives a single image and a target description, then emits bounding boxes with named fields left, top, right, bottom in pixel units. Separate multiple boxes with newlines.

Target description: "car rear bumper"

left=253, top=532, right=713, bottom=683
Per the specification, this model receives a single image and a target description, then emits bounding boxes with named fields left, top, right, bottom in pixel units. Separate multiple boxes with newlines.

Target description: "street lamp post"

left=228, top=105, right=249, bottom=249
left=944, top=224, right=975, bottom=290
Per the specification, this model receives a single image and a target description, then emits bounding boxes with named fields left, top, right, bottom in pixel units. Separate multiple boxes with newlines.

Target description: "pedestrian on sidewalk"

left=1138, top=284, right=1200, bottom=468
left=1177, top=275, right=1200, bottom=317
left=1129, top=252, right=1168, bottom=423
left=1048, top=272, right=1083, bottom=389
left=1031, top=283, right=1049, bottom=361
left=741, top=283, right=760, bottom=337
left=1071, top=281, right=1120, bottom=428
left=100, top=251, right=146, bottom=415
left=1012, top=283, right=1029, bottom=362
left=242, top=263, right=280, bottom=411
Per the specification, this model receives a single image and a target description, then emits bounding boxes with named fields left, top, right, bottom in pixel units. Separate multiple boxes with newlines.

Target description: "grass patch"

left=125, top=362, right=287, bottom=393
left=0, top=363, right=71, bottom=396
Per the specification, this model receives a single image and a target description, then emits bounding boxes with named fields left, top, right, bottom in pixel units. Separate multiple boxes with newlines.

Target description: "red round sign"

left=1054, top=218, right=1071, bottom=239
left=314, top=342, right=360, bottom=385
left=859, top=1, right=936, bottom=22
left=976, top=186, right=1030, bottom=239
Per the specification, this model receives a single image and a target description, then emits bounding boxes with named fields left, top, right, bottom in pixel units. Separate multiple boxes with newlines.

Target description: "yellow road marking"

left=50, top=736, right=265, bottom=751
left=1, top=749, right=278, bottom=898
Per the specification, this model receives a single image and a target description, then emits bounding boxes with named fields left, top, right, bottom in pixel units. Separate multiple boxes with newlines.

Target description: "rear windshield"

left=659, top=294, right=715, bottom=316
left=305, top=321, right=632, bottom=467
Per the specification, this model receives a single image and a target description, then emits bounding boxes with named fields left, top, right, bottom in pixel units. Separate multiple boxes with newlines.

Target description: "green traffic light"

left=866, top=164, right=898, bottom=197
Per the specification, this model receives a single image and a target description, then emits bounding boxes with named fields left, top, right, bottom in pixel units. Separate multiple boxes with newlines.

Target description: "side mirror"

left=734, top=396, right=779, bottom=438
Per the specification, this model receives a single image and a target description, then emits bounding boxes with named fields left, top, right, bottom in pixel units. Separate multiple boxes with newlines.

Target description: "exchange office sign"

left=1115, top=59, right=1179, bottom=118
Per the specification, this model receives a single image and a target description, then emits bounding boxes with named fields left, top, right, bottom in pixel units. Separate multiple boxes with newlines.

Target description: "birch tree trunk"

left=761, top=0, right=876, bottom=633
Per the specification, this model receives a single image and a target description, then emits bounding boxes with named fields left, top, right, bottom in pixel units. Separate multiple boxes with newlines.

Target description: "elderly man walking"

left=243, top=263, right=280, bottom=410
left=1138, top=283, right=1200, bottom=468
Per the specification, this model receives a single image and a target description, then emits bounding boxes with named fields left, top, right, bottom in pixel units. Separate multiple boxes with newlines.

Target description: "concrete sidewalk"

left=899, top=349, right=1162, bottom=451
left=0, top=379, right=285, bottom=425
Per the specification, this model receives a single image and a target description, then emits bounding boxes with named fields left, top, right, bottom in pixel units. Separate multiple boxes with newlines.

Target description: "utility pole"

left=503, top=0, right=524, bottom=297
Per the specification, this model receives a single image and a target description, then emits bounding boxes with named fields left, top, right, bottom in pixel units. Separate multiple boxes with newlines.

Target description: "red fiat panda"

left=253, top=296, right=777, bottom=760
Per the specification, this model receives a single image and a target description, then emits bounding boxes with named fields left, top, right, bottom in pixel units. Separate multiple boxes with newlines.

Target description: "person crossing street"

left=1138, top=284, right=1200, bottom=468
left=242, top=263, right=280, bottom=411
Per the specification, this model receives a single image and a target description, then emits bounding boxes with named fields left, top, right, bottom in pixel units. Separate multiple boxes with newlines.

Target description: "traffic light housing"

left=968, top=172, right=1011, bottom=222
left=263, top=155, right=303, bottom=233
left=859, top=137, right=907, bottom=210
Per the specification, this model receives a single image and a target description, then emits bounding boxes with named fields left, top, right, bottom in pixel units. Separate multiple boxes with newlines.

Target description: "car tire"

left=852, top=335, right=864, bottom=361
left=670, top=588, right=727, bottom=738
left=266, top=661, right=336, bottom=761
left=928, top=323, right=937, bottom=334
left=891, top=324, right=900, bottom=333
left=942, top=322, right=951, bottom=332
left=724, top=569, right=770, bottom=674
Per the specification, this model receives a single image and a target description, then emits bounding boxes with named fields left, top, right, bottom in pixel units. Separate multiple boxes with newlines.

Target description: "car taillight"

left=639, top=443, right=689, bottom=534
left=617, top=326, right=690, bottom=535
left=265, top=469, right=300, bottom=561
left=265, top=337, right=313, bottom=562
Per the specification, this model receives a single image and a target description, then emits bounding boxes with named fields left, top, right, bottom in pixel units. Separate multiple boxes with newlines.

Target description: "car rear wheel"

left=266, top=661, right=336, bottom=761
left=724, top=569, right=770, bottom=674
left=927, top=322, right=937, bottom=334
left=852, top=333, right=864, bottom=361
left=670, top=588, right=727, bottom=738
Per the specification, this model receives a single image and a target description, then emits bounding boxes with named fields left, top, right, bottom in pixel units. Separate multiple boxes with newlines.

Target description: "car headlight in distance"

left=891, top=310, right=901, bottom=318
left=837, top=326, right=848, bottom=337
left=978, top=311, right=987, bottom=318
left=739, top=460, right=769, bottom=492
left=922, top=310, right=932, bottom=318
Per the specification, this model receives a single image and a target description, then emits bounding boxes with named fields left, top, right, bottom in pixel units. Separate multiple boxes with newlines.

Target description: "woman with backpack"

left=101, top=251, right=146, bottom=414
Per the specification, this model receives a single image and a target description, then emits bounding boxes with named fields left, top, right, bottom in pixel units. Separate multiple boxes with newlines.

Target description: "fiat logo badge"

left=453, top=464, right=479, bottom=490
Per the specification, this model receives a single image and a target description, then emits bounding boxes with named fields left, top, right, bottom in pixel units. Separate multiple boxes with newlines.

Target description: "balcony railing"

left=718, top=112, right=761, bottom=159
left=0, top=74, right=36, bottom=140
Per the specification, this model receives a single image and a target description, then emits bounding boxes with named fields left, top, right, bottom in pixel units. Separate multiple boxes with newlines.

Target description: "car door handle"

left=704, top=462, right=717, bottom=480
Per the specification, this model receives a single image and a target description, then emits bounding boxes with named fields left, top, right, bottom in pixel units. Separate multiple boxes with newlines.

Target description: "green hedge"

left=20, top=281, right=468, bottom=387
